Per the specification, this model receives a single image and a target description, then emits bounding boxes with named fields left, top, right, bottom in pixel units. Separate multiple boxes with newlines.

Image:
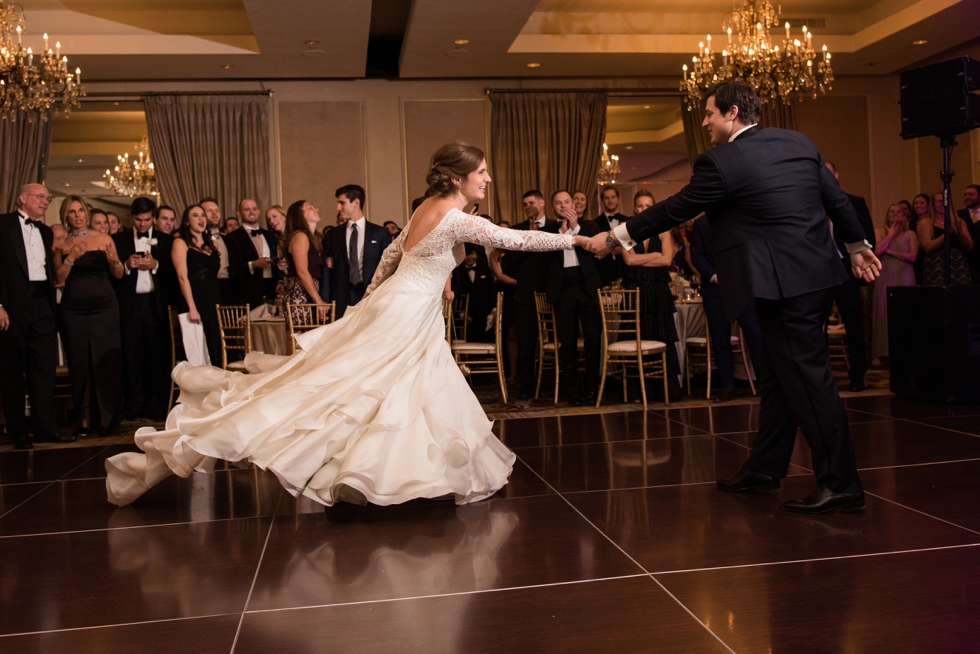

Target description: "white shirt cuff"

left=612, top=223, right=636, bottom=251
left=845, top=240, right=872, bottom=254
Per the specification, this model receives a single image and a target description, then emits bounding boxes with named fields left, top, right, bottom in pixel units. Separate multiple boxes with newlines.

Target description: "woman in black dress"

left=619, top=190, right=682, bottom=402
left=919, top=192, right=974, bottom=286
left=172, top=205, right=222, bottom=365
left=54, top=196, right=125, bottom=436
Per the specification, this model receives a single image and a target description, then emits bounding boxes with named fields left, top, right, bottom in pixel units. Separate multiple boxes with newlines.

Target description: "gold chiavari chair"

left=451, top=292, right=508, bottom=403
left=284, top=301, right=336, bottom=354
left=533, top=292, right=560, bottom=403
left=452, top=294, right=470, bottom=342
left=596, top=288, right=669, bottom=410
left=442, top=297, right=454, bottom=343
left=685, top=318, right=757, bottom=399
left=216, top=305, right=253, bottom=372
left=167, top=306, right=187, bottom=407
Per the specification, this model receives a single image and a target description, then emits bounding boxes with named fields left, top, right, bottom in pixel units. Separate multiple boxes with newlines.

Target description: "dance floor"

left=1, top=394, right=979, bottom=652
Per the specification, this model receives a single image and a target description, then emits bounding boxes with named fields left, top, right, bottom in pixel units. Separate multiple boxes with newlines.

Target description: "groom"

left=585, top=81, right=881, bottom=515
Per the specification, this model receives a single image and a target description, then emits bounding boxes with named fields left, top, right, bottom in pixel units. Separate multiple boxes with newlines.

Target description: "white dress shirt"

left=969, top=207, right=980, bottom=224
left=561, top=223, right=581, bottom=268
left=603, top=213, right=621, bottom=229
left=18, top=211, right=48, bottom=281
left=131, top=227, right=157, bottom=294
left=244, top=225, right=272, bottom=278
left=346, top=217, right=367, bottom=280
left=210, top=229, right=230, bottom=278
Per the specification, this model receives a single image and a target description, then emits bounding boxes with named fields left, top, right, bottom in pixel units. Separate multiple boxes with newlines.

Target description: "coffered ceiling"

left=14, top=0, right=979, bottom=81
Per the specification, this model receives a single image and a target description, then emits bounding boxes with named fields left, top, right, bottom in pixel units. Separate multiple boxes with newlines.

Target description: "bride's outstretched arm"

left=365, top=229, right=406, bottom=296
left=453, top=212, right=576, bottom=252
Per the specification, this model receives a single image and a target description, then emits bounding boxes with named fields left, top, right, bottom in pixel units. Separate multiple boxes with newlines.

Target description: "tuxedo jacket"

left=504, top=218, right=557, bottom=305
left=111, top=228, right=176, bottom=320
left=452, top=254, right=496, bottom=336
left=541, top=220, right=601, bottom=306
left=0, top=211, right=56, bottom=322
left=594, top=213, right=630, bottom=285
left=225, top=226, right=281, bottom=308
left=832, top=193, right=877, bottom=283
left=319, top=220, right=391, bottom=315
left=625, top=126, right=865, bottom=322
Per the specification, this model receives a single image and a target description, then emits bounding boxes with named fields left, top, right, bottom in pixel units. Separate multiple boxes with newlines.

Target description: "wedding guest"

left=489, top=241, right=519, bottom=382
left=619, top=192, right=682, bottom=402
left=154, top=205, right=177, bottom=235
left=223, top=217, right=240, bottom=235
left=498, top=220, right=511, bottom=229
left=283, top=200, right=327, bottom=308
left=871, top=204, right=918, bottom=365
left=200, top=197, right=233, bottom=304
left=112, top=196, right=175, bottom=421
left=670, top=220, right=698, bottom=278
left=0, top=184, right=68, bottom=448
left=453, top=243, right=496, bottom=343
left=383, top=221, right=402, bottom=239
left=55, top=196, right=124, bottom=436
left=594, top=186, right=629, bottom=285
left=106, top=212, right=121, bottom=235
left=910, top=193, right=932, bottom=284
left=227, top=198, right=280, bottom=308
left=91, top=210, right=110, bottom=234
left=507, top=190, right=553, bottom=399
left=920, top=191, right=974, bottom=286
left=957, top=184, right=980, bottom=283
left=573, top=190, right=589, bottom=221
left=172, top=205, right=222, bottom=365
left=266, top=204, right=289, bottom=287
left=898, top=199, right=913, bottom=223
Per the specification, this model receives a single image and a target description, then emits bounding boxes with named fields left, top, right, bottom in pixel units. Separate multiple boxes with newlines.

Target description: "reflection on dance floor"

left=1, top=395, right=979, bottom=651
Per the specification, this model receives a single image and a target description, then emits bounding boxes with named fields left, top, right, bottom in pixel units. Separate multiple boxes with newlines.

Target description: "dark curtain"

left=489, top=91, right=607, bottom=225
left=0, top=113, right=51, bottom=212
left=144, top=94, right=272, bottom=215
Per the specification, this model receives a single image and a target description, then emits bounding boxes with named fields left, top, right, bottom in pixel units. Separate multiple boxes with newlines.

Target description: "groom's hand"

left=584, top=232, right=614, bottom=259
left=850, top=249, right=882, bottom=283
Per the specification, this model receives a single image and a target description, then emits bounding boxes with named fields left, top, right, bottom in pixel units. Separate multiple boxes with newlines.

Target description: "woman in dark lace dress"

left=54, top=196, right=125, bottom=436
left=618, top=190, right=682, bottom=402
left=173, top=205, right=222, bottom=365
left=283, top=200, right=328, bottom=311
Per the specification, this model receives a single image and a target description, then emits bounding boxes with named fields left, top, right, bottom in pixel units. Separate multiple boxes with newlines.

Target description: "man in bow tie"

left=452, top=243, right=496, bottom=343
left=593, top=186, right=629, bottom=286
left=111, top=196, right=176, bottom=421
left=226, top=198, right=281, bottom=309
left=0, top=184, right=69, bottom=448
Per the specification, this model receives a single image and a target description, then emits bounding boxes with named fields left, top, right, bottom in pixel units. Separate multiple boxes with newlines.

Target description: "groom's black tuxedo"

left=623, top=126, right=866, bottom=495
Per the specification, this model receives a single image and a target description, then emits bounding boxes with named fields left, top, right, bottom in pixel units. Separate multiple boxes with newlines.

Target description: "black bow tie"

left=248, top=228, right=265, bottom=236
left=466, top=265, right=476, bottom=270
left=136, top=231, right=151, bottom=239
left=23, top=218, right=40, bottom=227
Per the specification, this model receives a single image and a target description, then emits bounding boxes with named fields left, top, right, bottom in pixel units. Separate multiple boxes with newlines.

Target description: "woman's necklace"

left=69, top=229, right=89, bottom=237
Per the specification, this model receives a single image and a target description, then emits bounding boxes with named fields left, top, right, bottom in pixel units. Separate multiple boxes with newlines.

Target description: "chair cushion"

left=542, top=338, right=584, bottom=352
left=452, top=342, right=496, bottom=354
left=686, top=336, right=740, bottom=345
left=608, top=340, right=666, bottom=353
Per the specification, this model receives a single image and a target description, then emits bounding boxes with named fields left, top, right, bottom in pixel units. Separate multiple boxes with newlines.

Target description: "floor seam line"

left=0, top=612, right=241, bottom=639
left=230, top=492, right=281, bottom=653
left=863, top=490, right=980, bottom=536
left=0, top=515, right=274, bottom=540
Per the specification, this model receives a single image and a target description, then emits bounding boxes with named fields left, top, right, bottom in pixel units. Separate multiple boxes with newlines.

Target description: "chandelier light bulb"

left=785, top=22, right=790, bottom=39
left=794, top=39, right=800, bottom=47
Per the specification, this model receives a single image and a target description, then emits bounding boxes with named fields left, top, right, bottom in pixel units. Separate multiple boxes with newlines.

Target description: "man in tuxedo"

left=825, top=162, right=877, bottom=392
left=689, top=215, right=764, bottom=403
left=200, top=198, right=234, bottom=304
left=544, top=191, right=602, bottom=405
left=0, top=184, right=70, bottom=448
left=585, top=81, right=881, bottom=515
left=226, top=198, right=280, bottom=309
left=506, top=190, right=555, bottom=399
left=593, top=186, right=630, bottom=286
left=112, top=196, right=176, bottom=420
left=959, top=184, right=980, bottom=282
left=320, top=185, right=391, bottom=319
left=452, top=243, right=496, bottom=343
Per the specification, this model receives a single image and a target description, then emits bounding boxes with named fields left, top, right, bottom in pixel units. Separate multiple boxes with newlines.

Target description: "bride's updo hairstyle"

left=426, top=142, right=485, bottom=196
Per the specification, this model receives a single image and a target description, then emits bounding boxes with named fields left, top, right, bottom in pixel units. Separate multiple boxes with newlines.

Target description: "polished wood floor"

left=1, top=395, right=979, bottom=652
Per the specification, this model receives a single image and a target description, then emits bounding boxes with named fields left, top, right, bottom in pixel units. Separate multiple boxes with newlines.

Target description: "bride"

left=106, top=142, right=587, bottom=507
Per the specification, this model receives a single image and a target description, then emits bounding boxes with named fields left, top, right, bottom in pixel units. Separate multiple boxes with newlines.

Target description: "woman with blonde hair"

left=871, top=203, right=918, bottom=365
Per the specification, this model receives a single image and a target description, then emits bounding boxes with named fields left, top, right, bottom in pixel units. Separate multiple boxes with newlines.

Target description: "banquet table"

left=250, top=305, right=290, bottom=356
left=673, top=299, right=705, bottom=379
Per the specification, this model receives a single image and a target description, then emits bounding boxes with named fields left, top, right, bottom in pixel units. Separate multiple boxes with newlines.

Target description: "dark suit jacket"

left=832, top=193, right=876, bottom=283
left=452, top=255, right=496, bottom=338
left=959, top=208, right=980, bottom=278
left=542, top=220, right=601, bottom=305
left=625, top=126, right=865, bottom=321
left=594, top=212, right=630, bottom=285
left=225, top=226, right=281, bottom=308
left=0, top=212, right=56, bottom=322
left=111, top=228, right=176, bottom=320
left=689, top=215, right=720, bottom=298
left=504, top=218, right=557, bottom=305
left=319, top=220, right=391, bottom=316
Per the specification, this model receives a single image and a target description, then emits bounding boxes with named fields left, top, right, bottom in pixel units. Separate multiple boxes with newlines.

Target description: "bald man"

left=226, top=197, right=280, bottom=308
left=0, top=184, right=71, bottom=448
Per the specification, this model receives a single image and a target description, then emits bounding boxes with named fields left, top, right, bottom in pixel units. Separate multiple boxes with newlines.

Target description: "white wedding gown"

left=106, top=209, right=573, bottom=507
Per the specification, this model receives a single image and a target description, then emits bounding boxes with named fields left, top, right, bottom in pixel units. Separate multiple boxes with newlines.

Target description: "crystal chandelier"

left=597, top=142, right=620, bottom=184
left=0, top=0, right=84, bottom=121
left=680, top=0, right=833, bottom=108
left=104, top=136, right=158, bottom=197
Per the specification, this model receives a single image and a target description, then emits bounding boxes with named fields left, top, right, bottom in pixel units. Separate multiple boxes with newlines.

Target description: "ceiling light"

left=454, top=39, right=469, bottom=45
left=220, top=64, right=233, bottom=69
left=643, top=105, right=651, bottom=109
left=113, top=101, right=119, bottom=105
left=77, top=158, right=85, bottom=162
left=304, top=40, right=319, bottom=46
left=912, top=39, right=928, bottom=46
left=625, top=146, right=633, bottom=150
left=526, top=62, right=540, bottom=68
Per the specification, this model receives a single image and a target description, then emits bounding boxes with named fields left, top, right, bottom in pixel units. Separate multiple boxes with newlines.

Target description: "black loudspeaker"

left=900, top=57, right=980, bottom=140
left=888, top=286, right=980, bottom=403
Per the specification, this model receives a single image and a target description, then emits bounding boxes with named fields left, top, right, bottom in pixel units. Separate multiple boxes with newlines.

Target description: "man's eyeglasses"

left=26, top=194, right=52, bottom=202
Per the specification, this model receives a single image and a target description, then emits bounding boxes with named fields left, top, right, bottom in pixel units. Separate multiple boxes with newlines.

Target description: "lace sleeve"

left=452, top=211, right=574, bottom=252
left=365, top=229, right=404, bottom=295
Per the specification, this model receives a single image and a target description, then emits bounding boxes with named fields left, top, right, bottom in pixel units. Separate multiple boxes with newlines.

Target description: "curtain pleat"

left=0, top=113, right=50, bottom=212
left=759, top=102, right=797, bottom=130
left=144, top=95, right=272, bottom=217
left=489, top=91, right=606, bottom=225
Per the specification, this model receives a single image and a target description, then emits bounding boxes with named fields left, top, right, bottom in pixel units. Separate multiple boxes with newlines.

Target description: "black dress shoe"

left=717, top=465, right=780, bottom=492
left=713, top=386, right=737, bottom=403
left=12, top=433, right=32, bottom=450
left=34, top=432, right=76, bottom=444
left=782, top=485, right=865, bottom=514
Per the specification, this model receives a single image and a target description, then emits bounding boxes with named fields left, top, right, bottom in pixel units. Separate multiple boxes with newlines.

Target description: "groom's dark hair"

left=336, top=184, right=366, bottom=212
left=705, top=81, right=761, bottom=126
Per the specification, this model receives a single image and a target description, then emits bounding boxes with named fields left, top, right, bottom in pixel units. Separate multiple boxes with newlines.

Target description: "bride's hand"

left=443, top=289, right=455, bottom=302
